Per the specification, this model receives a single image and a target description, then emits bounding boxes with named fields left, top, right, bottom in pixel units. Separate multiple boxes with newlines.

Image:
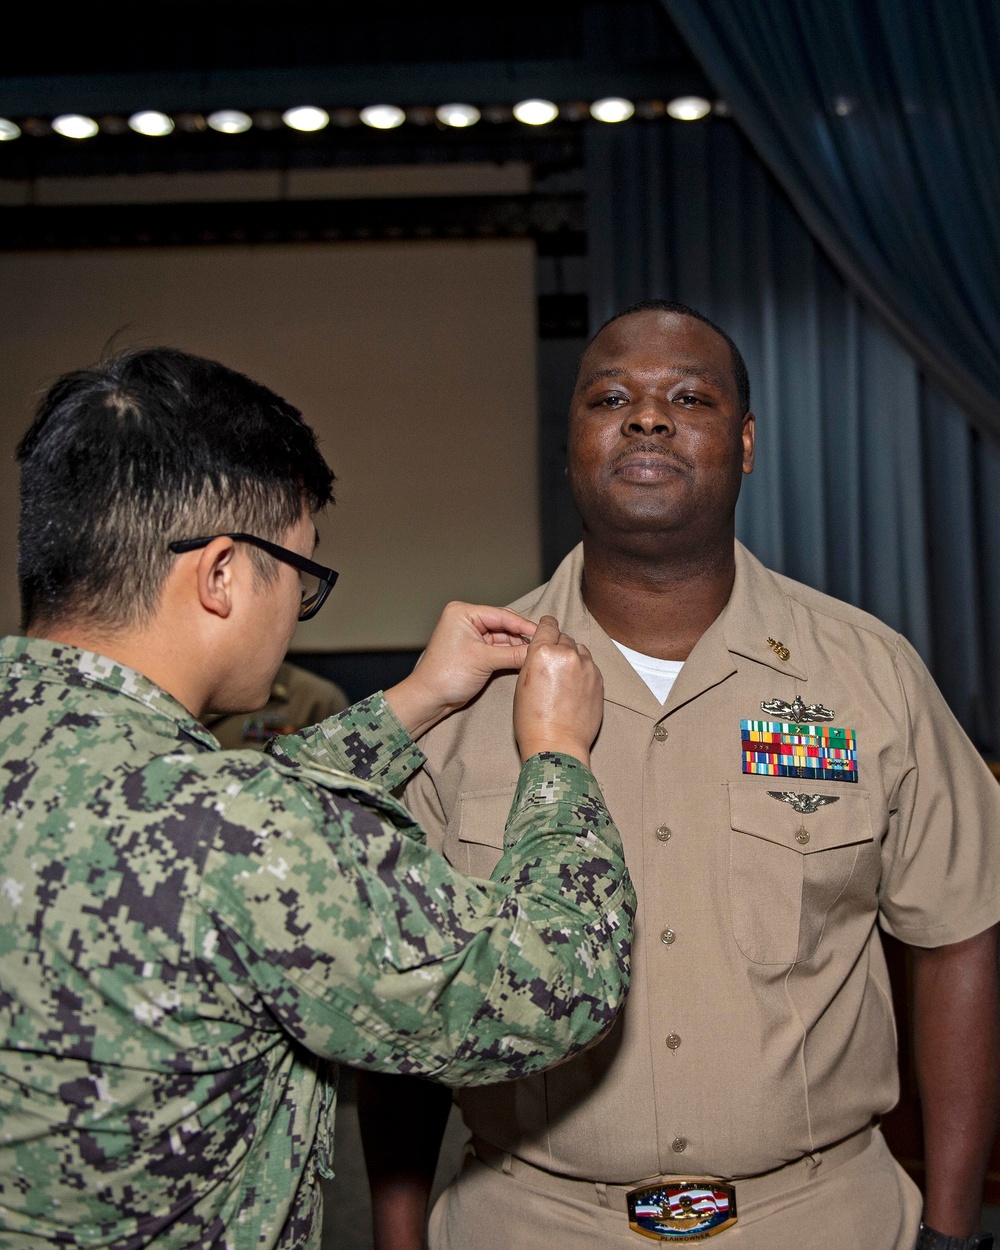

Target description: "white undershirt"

left=611, top=640, right=684, bottom=705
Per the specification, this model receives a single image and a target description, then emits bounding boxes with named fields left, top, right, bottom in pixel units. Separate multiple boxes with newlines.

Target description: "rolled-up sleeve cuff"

left=505, top=751, right=615, bottom=849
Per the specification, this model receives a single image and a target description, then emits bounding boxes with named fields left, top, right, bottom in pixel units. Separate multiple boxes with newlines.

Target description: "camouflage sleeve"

left=265, top=691, right=424, bottom=793
left=196, top=751, right=634, bottom=1086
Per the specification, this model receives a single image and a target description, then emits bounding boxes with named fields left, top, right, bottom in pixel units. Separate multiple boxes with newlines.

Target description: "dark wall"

left=292, top=650, right=422, bottom=704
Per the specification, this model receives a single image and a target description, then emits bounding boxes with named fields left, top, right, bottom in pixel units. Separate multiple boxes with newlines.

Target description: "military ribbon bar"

left=740, top=720, right=858, bottom=783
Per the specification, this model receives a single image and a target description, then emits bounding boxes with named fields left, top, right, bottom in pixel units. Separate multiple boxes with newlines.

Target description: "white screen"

left=0, top=238, right=541, bottom=648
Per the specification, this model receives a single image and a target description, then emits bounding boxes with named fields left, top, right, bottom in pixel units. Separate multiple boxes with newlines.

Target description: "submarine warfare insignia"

left=767, top=792, right=840, bottom=814
left=760, top=694, right=835, bottom=723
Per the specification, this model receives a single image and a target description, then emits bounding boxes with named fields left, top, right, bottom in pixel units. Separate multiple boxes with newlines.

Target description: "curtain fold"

left=584, top=118, right=1000, bottom=748
left=658, top=0, right=1000, bottom=440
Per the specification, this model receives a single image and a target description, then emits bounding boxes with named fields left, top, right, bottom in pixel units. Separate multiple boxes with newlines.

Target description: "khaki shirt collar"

left=539, top=541, right=807, bottom=720
left=720, top=541, right=808, bottom=680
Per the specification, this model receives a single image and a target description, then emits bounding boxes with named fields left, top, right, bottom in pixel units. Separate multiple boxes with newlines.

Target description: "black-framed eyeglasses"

left=168, top=532, right=339, bottom=621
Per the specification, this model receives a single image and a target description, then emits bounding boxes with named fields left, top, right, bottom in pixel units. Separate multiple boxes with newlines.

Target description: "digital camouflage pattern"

left=0, top=638, right=634, bottom=1249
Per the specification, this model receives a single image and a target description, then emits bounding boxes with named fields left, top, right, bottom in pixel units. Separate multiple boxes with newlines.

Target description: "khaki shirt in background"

left=403, top=541, right=1000, bottom=1185
left=208, top=660, right=349, bottom=749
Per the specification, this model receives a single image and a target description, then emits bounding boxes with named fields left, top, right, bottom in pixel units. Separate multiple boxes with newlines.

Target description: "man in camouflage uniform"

left=0, top=347, right=635, bottom=1248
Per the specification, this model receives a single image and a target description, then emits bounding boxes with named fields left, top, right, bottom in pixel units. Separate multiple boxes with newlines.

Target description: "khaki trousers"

left=428, top=1127, right=922, bottom=1249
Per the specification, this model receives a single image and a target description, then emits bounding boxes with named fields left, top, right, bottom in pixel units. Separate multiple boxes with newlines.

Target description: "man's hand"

left=513, top=614, right=603, bottom=766
left=385, top=601, right=535, bottom=739
left=357, top=1073, right=453, bottom=1250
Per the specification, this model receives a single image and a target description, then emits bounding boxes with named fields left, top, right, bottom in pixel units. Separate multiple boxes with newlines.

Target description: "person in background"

left=0, top=346, right=635, bottom=1249
left=360, top=302, right=1000, bottom=1250
left=208, top=659, right=349, bottom=749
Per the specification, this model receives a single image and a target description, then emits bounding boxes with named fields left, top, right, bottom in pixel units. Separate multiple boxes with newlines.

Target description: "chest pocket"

left=446, top=786, right=516, bottom=880
left=728, top=782, right=875, bottom=965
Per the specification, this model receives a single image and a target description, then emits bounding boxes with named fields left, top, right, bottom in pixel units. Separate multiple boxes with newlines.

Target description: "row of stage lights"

left=0, top=95, right=716, bottom=142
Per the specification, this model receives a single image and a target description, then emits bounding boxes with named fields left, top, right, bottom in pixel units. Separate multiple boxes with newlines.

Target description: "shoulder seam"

left=775, top=576, right=900, bottom=644
left=890, top=634, right=914, bottom=807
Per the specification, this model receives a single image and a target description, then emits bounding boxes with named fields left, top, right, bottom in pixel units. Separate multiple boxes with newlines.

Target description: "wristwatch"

left=916, top=1223, right=996, bottom=1249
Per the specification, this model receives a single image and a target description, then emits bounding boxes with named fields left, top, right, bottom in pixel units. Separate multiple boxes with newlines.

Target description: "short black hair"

left=17, top=346, right=335, bottom=631
left=596, top=300, right=751, bottom=415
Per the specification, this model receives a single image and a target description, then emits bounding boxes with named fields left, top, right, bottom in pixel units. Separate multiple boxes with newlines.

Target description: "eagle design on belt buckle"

left=627, top=1180, right=738, bottom=1240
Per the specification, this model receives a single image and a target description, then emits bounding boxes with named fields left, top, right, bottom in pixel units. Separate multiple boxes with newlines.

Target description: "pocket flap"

left=455, top=787, right=517, bottom=849
left=728, top=782, right=873, bottom=855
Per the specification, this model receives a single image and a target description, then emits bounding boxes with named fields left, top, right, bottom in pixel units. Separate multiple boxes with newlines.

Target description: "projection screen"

left=0, top=238, right=541, bottom=649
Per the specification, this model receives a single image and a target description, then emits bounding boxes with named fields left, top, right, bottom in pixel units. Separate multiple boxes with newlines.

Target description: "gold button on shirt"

left=402, top=541, right=1000, bottom=1184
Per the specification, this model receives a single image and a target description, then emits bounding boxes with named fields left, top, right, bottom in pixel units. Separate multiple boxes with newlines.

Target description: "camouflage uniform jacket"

left=0, top=638, right=634, bottom=1249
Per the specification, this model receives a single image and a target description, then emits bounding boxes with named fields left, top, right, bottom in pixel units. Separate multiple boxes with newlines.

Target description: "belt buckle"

left=626, top=1179, right=738, bottom=1241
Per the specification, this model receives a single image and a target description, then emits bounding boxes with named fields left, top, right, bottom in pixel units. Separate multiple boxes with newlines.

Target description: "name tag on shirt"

left=741, top=720, right=858, bottom=783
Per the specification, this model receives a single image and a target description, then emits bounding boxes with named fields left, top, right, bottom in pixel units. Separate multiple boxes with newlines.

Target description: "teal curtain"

left=658, top=0, right=1000, bottom=440
left=584, top=118, right=1000, bottom=749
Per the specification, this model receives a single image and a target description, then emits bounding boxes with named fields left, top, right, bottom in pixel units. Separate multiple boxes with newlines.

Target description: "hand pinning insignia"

left=766, top=637, right=790, bottom=661
left=767, top=791, right=840, bottom=814
left=760, top=694, right=835, bottom=723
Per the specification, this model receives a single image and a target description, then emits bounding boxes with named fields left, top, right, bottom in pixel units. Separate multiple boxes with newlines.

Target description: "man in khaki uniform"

left=359, top=302, right=1000, bottom=1250
left=207, top=660, right=348, bottom=749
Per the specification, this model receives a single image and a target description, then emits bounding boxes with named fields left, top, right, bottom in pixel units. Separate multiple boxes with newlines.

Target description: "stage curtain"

left=585, top=117, right=1000, bottom=749
left=658, top=0, right=1000, bottom=441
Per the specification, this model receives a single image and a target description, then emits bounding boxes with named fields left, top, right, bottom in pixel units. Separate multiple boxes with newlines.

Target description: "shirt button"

left=653, top=725, right=669, bottom=742
left=660, top=928, right=676, bottom=946
left=665, top=1032, right=681, bottom=1050
left=656, top=825, right=672, bottom=842
left=672, top=1137, right=688, bottom=1153
left=795, top=829, right=810, bottom=845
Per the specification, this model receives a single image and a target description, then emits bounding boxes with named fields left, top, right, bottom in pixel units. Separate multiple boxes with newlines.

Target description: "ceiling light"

left=666, top=95, right=712, bottom=121
left=128, top=110, right=174, bottom=137
left=283, top=105, right=330, bottom=133
left=0, top=118, right=20, bottom=141
left=590, top=97, right=635, bottom=124
left=359, top=104, right=405, bottom=130
left=436, top=103, right=480, bottom=128
left=513, top=98, right=558, bottom=126
left=52, top=114, right=99, bottom=139
left=206, top=109, right=252, bottom=134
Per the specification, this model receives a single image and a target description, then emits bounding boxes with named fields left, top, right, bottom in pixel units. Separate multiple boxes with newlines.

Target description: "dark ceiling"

left=0, top=1, right=712, bottom=180
left=1, top=1, right=698, bottom=77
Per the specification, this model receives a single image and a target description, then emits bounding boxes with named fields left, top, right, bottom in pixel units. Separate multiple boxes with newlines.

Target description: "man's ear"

left=742, top=411, right=756, bottom=475
left=195, top=537, right=238, bottom=619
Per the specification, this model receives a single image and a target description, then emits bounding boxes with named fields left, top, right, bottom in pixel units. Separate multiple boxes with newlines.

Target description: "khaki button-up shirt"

left=403, top=542, right=1000, bottom=1182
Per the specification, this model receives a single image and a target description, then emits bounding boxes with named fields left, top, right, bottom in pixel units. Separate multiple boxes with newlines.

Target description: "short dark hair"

left=17, top=346, right=335, bottom=631
left=596, top=300, right=751, bottom=415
